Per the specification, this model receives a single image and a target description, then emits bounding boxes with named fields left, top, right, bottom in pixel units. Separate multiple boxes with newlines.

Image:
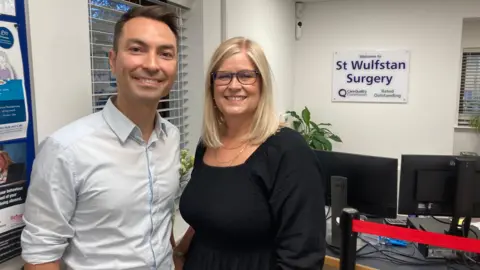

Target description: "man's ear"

left=108, top=49, right=116, bottom=73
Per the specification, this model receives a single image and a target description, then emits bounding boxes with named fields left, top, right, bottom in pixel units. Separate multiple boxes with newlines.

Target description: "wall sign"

left=332, top=50, right=410, bottom=103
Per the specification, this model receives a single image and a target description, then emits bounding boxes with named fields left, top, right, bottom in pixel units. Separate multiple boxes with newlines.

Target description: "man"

left=21, top=5, right=183, bottom=270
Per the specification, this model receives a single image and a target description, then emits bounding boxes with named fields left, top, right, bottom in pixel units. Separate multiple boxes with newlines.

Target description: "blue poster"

left=0, top=141, right=26, bottom=263
left=0, top=21, right=27, bottom=141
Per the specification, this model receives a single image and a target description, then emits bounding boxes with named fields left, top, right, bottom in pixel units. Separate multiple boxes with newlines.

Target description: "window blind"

left=88, top=0, right=189, bottom=148
left=458, top=50, right=480, bottom=127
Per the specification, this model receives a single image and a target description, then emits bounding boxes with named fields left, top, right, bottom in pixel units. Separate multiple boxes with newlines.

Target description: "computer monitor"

left=315, top=150, right=398, bottom=217
left=398, top=155, right=480, bottom=237
left=315, top=150, right=398, bottom=248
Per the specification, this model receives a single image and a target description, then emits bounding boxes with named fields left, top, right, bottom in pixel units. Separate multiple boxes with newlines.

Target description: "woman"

left=0, top=151, right=13, bottom=184
left=176, top=37, right=326, bottom=270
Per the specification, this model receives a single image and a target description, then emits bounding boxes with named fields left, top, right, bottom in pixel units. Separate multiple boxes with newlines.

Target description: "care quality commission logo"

left=337, top=88, right=367, bottom=98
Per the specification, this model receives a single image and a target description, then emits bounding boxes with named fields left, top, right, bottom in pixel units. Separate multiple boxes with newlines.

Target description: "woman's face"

left=212, top=52, right=261, bottom=121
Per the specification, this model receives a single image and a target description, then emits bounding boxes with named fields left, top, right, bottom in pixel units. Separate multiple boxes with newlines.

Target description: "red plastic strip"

left=352, top=220, right=480, bottom=254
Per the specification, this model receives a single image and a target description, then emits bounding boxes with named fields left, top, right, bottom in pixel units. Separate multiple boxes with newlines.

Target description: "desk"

left=325, top=232, right=480, bottom=270
left=324, top=211, right=480, bottom=269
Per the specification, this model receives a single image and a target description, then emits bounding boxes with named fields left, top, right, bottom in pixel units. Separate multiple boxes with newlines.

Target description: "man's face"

left=109, top=17, right=177, bottom=104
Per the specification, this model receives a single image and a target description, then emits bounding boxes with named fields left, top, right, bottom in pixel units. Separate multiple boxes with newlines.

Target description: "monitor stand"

left=326, top=176, right=367, bottom=252
left=446, top=157, right=476, bottom=238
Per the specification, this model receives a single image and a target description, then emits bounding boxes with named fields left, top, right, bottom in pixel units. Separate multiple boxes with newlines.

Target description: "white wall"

left=184, top=0, right=222, bottom=153
left=453, top=18, right=480, bottom=154
left=293, top=0, right=480, bottom=160
left=27, top=0, right=92, bottom=147
left=173, top=0, right=222, bottom=239
left=224, top=0, right=295, bottom=115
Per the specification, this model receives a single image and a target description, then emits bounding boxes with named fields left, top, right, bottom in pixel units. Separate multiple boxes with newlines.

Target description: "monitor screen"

left=315, top=150, right=398, bottom=218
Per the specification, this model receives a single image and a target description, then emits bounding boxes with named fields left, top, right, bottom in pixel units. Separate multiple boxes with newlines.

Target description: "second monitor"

left=399, top=154, right=480, bottom=238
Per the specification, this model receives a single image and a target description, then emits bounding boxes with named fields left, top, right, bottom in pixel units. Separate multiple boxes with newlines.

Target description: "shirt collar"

left=102, top=96, right=168, bottom=144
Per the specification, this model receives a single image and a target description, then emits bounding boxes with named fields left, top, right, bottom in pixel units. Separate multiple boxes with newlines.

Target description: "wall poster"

left=0, top=0, right=36, bottom=264
left=0, top=141, right=26, bottom=262
left=0, top=21, right=27, bottom=141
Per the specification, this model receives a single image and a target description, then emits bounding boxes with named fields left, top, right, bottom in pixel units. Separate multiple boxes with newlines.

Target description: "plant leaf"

left=301, top=107, right=311, bottom=126
left=286, top=110, right=304, bottom=128
left=310, top=122, right=322, bottom=133
left=314, top=136, right=332, bottom=151
left=311, top=138, right=324, bottom=150
left=293, top=120, right=302, bottom=131
left=286, top=111, right=302, bottom=121
left=322, top=127, right=340, bottom=136
left=319, top=123, right=332, bottom=126
left=329, top=134, right=342, bottom=142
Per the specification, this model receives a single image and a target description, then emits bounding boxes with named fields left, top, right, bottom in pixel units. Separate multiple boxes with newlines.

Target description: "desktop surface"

left=407, top=217, right=480, bottom=238
left=326, top=243, right=480, bottom=270
left=325, top=217, right=480, bottom=269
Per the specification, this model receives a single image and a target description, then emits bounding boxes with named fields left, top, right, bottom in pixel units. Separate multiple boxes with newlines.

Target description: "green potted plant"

left=469, top=116, right=480, bottom=132
left=286, top=106, right=342, bottom=151
left=180, top=148, right=195, bottom=177
left=463, top=116, right=480, bottom=156
left=173, top=149, right=195, bottom=222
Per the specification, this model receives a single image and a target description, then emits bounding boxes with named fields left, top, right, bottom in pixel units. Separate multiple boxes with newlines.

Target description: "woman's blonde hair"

left=201, top=37, right=280, bottom=148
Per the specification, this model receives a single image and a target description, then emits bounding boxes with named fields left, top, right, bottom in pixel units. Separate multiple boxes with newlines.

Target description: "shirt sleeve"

left=21, top=137, right=77, bottom=264
left=269, top=133, right=326, bottom=270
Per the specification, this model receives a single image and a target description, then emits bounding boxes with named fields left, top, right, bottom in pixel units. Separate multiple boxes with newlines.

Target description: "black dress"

left=179, top=127, right=326, bottom=270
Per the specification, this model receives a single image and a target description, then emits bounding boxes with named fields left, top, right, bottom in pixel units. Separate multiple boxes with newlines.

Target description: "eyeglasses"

left=212, top=70, right=259, bottom=86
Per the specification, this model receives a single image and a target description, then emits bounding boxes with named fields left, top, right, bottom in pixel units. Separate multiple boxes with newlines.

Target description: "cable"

left=328, top=235, right=480, bottom=268
left=356, top=235, right=450, bottom=267
left=432, top=216, right=451, bottom=224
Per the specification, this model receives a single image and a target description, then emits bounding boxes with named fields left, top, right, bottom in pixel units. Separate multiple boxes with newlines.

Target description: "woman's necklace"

left=215, top=142, right=248, bottom=166
left=221, top=142, right=246, bottom=150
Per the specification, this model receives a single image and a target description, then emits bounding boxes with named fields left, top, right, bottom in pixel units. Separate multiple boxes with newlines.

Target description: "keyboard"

left=384, top=218, right=408, bottom=227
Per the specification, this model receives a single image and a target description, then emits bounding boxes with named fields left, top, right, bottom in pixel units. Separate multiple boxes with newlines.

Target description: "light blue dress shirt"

left=21, top=97, right=182, bottom=270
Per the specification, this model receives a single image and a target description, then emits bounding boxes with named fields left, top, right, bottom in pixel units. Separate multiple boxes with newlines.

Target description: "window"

left=458, top=49, right=480, bottom=127
left=88, top=0, right=189, bottom=149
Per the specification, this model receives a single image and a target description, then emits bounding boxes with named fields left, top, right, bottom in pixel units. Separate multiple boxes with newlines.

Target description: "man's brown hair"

left=113, top=5, right=179, bottom=52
